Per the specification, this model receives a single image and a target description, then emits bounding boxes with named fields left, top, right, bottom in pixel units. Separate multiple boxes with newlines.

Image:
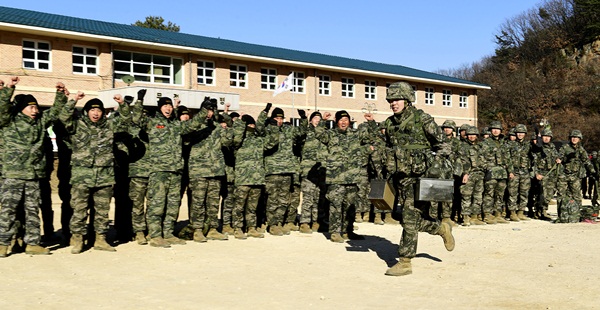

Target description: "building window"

left=113, top=51, right=183, bottom=85
left=365, top=80, right=376, bottom=100
left=442, top=89, right=452, bottom=107
left=260, top=68, right=277, bottom=90
left=412, top=85, right=417, bottom=104
left=72, top=46, right=98, bottom=75
left=460, top=92, right=468, bottom=108
left=293, top=71, right=305, bottom=93
left=319, top=75, right=331, bottom=96
left=342, top=77, right=355, bottom=98
left=22, top=40, right=51, bottom=71
left=197, top=60, right=215, bottom=85
left=229, top=64, right=247, bottom=88
left=425, top=87, right=434, bottom=105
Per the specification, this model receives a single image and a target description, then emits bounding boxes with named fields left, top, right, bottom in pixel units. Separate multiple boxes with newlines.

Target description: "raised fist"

left=113, top=94, right=123, bottom=104
left=124, top=95, right=134, bottom=104
left=298, top=109, right=307, bottom=119
left=323, top=112, right=332, bottom=120
left=73, top=91, right=85, bottom=101
left=137, top=89, right=147, bottom=101
left=264, top=102, right=272, bottom=113
left=8, top=76, right=19, bottom=88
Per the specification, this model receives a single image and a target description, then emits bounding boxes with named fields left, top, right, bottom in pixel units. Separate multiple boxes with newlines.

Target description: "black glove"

left=124, top=96, right=134, bottom=105
left=268, top=118, right=278, bottom=126
left=137, top=89, right=147, bottom=101
left=264, top=102, right=272, bottom=114
left=298, top=109, right=307, bottom=119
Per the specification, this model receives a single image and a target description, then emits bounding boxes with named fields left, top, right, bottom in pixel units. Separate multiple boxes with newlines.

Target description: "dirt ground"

left=1, top=185, right=599, bottom=310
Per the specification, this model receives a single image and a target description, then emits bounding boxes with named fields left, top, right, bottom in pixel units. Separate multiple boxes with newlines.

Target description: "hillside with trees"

left=444, top=0, right=600, bottom=149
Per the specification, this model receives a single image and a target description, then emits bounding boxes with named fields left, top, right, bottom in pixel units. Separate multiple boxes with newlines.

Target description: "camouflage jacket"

left=260, top=111, right=307, bottom=175
left=479, top=135, right=511, bottom=179
left=0, top=88, right=66, bottom=180
left=558, top=142, right=595, bottom=177
left=59, top=98, right=130, bottom=187
left=132, top=101, right=207, bottom=174
left=232, top=119, right=279, bottom=186
left=445, top=135, right=463, bottom=177
left=315, top=121, right=377, bottom=185
left=187, top=115, right=234, bottom=178
left=299, top=122, right=328, bottom=179
left=507, top=138, right=532, bottom=175
left=531, top=141, right=560, bottom=176
left=127, top=122, right=152, bottom=178
left=380, top=106, right=444, bottom=178
left=457, top=139, right=484, bottom=175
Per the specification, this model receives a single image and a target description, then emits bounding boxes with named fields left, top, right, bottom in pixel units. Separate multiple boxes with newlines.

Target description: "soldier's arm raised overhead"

left=0, top=76, right=19, bottom=127
left=59, top=91, right=85, bottom=133
left=112, top=94, right=132, bottom=133
left=131, top=89, right=147, bottom=126
left=41, top=82, right=70, bottom=128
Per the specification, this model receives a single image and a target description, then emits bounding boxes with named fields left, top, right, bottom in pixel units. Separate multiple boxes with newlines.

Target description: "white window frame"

left=459, top=92, right=468, bottom=108
left=292, top=71, right=305, bottom=93
left=442, top=89, right=452, bottom=107
left=197, top=60, right=215, bottom=86
left=319, top=75, right=331, bottom=96
left=425, top=87, right=435, bottom=105
left=229, top=64, right=248, bottom=88
left=22, top=39, right=51, bottom=71
left=342, top=77, right=355, bottom=98
left=365, top=80, right=376, bottom=100
left=113, top=50, right=183, bottom=85
left=260, top=68, right=277, bottom=90
left=72, top=45, right=98, bottom=75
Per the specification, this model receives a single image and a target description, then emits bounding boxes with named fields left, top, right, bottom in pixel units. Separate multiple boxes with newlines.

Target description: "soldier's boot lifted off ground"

left=438, top=222, right=455, bottom=251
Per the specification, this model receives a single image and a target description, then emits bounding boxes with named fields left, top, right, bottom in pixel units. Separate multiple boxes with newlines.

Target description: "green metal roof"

left=0, top=6, right=489, bottom=89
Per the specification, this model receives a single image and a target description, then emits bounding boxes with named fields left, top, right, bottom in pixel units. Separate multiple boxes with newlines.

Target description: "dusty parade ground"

left=1, top=191, right=599, bottom=310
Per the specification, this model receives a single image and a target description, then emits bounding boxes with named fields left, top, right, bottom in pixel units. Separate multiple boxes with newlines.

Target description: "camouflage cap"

left=459, top=123, right=470, bottom=132
left=489, top=121, right=502, bottom=130
left=508, top=128, right=516, bottom=136
left=386, top=82, right=415, bottom=102
left=466, top=126, right=479, bottom=136
left=541, top=128, right=553, bottom=137
left=515, top=124, right=527, bottom=133
left=441, top=120, right=456, bottom=130
left=480, top=127, right=490, bottom=135
left=569, top=129, right=583, bottom=139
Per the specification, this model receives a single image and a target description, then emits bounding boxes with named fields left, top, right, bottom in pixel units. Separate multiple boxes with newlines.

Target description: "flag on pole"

left=273, top=72, right=294, bottom=97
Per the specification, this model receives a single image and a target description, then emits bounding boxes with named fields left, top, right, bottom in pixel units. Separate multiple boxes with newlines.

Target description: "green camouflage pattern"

left=129, top=176, right=148, bottom=233
left=69, top=184, right=112, bottom=235
left=326, top=184, right=357, bottom=234
left=458, top=138, right=485, bottom=216
left=189, top=177, right=222, bottom=230
left=0, top=88, right=67, bottom=180
left=232, top=185, right=262, bottom=229
left=232, top=119, right=279, bottom=186
left=386, top=82, right=415, bottom=102
left=299, top=178, right=320, bottom=224
left=0, top=178, right=42, bottom=246
left=187, top=114, right=233, bottom=178
left=261, top=111, right=307, bottom=176
left=299, top=123, right=328, bottom=179
left=265, top=174, right=292, bottom=226
left=146, top=171, right=182, bottom=239
left=506, top=138, right=532, bottom=212
left=479, top=135, right=511, bottom=180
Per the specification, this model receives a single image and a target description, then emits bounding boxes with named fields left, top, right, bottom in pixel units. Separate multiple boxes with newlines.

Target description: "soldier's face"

left=206, top=109, right=214, bottom=119
left=491, top=128, right=501, bottom=137
left=179, top=114, right=190, bottom=121
left=337, top=117, right=350, bottom=131
left=161, top=104, right=173, bottom=118
left=509, top=135, right=516, bottom=141
left=516, top=133, right=526, bottom=140
left=21, top=105, right=39, bottom=119
left=388, top=99, right=405, bottom=113
left=542, top=136, right=551, bottom=143
left=459, top=130, right=466, bottom=138
left=274, top=116, right=284, bottom=127
left=571, top=137, right=580, bottom=145
left=443, top=128, right=453, bottom=136
left=467, top=134, right=478, bottom=142
left=87, top=108, right=103, bottom=123
left=310, top=115, right=321, bottom=127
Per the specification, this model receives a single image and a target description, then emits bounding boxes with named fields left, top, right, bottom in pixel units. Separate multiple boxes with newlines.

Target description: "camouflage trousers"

left=534, top=173, right=558, bottom=212
left=70, top=184, right=113, bottom=235
left=482, top=178, right=507, bottom=214
left=129, top=177, right=149, bottom=233
left=221, top=182, right=234, bottom=226
left=0, top=178, right=41, bottom=246
left=232, top=185, right=262, bottom=229
left=288, top=183, right=300, bottom=224
left=396, top=179, right=440, bottom=259
left=355, top=175, right=371, bottom=213
left=300, top=179, right=320, bottom=224
left=146, top=171, right=182, bottom=239
left=460, top=171, right=484, bottom=216
left=326, top=184, right=357, bottom=234
left=507, top=172, right=531, bottom=212
left=189, top=177, right=222, bottom=230
left=556, top=173, right=582, bottom=221
left=265, top=174, right=292, bottom=226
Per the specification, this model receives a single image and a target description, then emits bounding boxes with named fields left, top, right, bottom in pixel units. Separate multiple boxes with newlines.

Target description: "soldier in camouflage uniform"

left=379, top=82, right=455, bottom=276
left=0, top=77, right=66, bottom=257
left=260, top=104, right=307, bottom=236
left=60, top=91, right=131, bottom=254
left=459, top=126, right=486, bottom=226
left=298, top=111, right=328, bottom=233
left=440, top=119, right=461, bottom=226
left=531, top=128, right=560, bottom=220
left=220, top=111, right=238, bottom=236
left=231, top=114, right=279, bottom=238
left=556, top=130, right=596, bottom=223
left=132, top=96, right=207, bottom=247
left=480, top=121, right=512, bottom=223
left=187, top=99, right=233, bottom=242
left=314, top=110, right=377, bottom=242
left=506, top=124, right=532, bottom=221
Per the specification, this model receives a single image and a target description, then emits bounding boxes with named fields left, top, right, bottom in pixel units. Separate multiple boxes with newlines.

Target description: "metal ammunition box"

left=415, top=178, right=454, bottom=202
left=368, top=179, right=396, bottom=211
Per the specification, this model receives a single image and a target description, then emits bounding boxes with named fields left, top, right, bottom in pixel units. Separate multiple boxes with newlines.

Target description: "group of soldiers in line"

left=0, top=76, right=591, bottom=276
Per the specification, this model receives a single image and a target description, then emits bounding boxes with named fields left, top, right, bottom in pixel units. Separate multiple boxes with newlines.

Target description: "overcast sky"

left=9, top=0, right=543, bottom=73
